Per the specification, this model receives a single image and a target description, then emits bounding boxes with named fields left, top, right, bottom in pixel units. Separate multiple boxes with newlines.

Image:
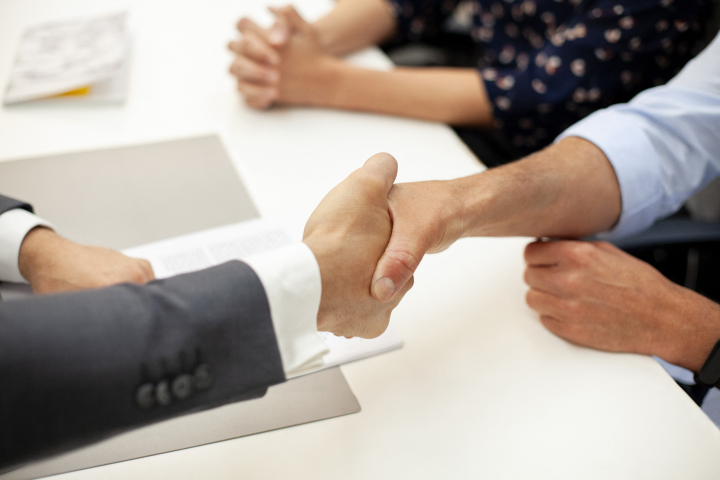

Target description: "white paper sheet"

left=4, top=12, right=129, bottom=104
left=122, top=217, right=300, bottom=279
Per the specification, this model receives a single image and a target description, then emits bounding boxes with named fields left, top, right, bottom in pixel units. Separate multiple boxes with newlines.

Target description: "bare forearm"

left=320, top=64, right=493, bottom=125
left=314, top=0, right=397, bottom=56
left=456, top=137, right=622, bottom=238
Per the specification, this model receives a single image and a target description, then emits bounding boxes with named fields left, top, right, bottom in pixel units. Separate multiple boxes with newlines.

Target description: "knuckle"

left=565, top=241, right=594, bottom=264
left=385, top=250, right=420, bottom=278
left=539, top=315, right=570, bottom=338
left=559, top=271, right=580, bottom=293
left=560, top=298, right=582, bottom=317
left=523, top=241, right=540, bottom=263
left=356, top=168, right=388, bottom=191
left=128, top=268, right=147, bottom=284
left=237, top=18, right=252, bottom=31
left=525, top=289, right=535, bottom=307
left=139, top=259, right=154, bottom=277
left=539, top=314, right=557, bottom=329
left=236, top=39, right=250, bottom=56
left=525, top=289, right=542, bottom=309
left=243, top=35, right=260, bottom=53
left=523, top=267, right=533, bottom=286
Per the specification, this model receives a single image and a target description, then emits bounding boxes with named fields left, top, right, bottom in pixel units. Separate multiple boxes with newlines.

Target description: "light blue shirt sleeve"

left=556, top=32, right=720, bottom=239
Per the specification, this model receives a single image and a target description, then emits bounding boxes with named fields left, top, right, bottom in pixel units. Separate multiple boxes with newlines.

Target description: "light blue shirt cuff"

left=557, top=110, right=665, bottom=240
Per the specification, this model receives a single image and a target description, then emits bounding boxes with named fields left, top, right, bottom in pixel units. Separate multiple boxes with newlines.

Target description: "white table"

left=1, top=0, right=719, bottom=478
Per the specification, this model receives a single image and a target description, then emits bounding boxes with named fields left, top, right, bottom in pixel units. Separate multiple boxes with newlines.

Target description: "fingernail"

left=373, top=277, right=396, bottom=302
left=269, top=29, right=286, bottom=44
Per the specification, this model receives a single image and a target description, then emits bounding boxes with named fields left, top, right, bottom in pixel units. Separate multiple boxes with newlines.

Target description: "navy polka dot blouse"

left=388, top=0, right=709, bottom=155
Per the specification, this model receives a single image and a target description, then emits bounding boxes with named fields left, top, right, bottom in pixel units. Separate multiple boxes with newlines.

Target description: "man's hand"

left=369, top=138, right=624, bottom=303
left=228, top=6, right=341, bottom=110
left=370, top=180, right=467, bottom=302
left=523, top=240, right=720, bottom=372
left=303, top=153, right=414, bottom=338
left=18, top=227, right=154, bottom=294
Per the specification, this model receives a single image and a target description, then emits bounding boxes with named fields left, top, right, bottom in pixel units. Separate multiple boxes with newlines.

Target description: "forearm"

left=457, top=137, right=622, bottom=238
left=313, top=0, right=397, bottom=56
left=0, top=262, right=284, bottom=469
left=319, top=64, right=493, bottom=126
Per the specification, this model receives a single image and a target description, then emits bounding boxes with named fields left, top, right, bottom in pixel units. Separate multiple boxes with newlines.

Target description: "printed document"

left=4, top=12, right=130, bottom=104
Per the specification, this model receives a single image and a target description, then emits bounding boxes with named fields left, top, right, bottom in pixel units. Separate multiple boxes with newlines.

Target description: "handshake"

left=18, top=152, right=461, bottom=338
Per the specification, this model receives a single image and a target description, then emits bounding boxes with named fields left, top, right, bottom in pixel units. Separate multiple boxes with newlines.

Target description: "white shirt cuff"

left=556, top=109, right=665, bottom=240
left=243, top=242, right=328, bottom=379
left=0, top=209, right=55, bottom=283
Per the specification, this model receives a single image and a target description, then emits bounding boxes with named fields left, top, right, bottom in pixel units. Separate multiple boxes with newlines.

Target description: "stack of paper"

left=4, top=12, right=130, bottom=105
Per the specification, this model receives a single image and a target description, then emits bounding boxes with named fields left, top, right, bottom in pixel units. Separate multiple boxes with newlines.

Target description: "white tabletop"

left=1, top=0, right=719, bottom=478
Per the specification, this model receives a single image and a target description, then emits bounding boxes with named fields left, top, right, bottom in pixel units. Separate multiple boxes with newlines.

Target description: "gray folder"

left=3, top=368, right=358, bottom=480
left=0, top=135, right=259, bottom=249
left=0, top=135, right=361, bottom=479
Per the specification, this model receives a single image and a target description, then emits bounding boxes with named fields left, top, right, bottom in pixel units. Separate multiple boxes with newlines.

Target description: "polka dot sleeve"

left=477, top=0, right=706, bottom=154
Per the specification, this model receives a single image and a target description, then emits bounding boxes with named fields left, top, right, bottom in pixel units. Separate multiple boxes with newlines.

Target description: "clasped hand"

left=228, top=6, right=338, bottom=109
left=303, top=153, right=414, bottom=338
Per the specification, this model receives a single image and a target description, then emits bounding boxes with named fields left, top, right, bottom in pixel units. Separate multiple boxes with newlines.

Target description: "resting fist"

left=18, top=227, right=154, bottom=294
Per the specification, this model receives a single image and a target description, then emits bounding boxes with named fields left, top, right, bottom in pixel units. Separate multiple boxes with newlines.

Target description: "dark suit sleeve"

left=0, top=260, right=286, bottom=471
left=0, top=194, right=33, bottom=216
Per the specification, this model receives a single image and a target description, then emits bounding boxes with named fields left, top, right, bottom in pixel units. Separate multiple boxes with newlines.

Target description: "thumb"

left=371, top=221, right=425, bottom=302
left=268, top=5, right=307, bottom=45
left=356, top=152, right=398, bottom=204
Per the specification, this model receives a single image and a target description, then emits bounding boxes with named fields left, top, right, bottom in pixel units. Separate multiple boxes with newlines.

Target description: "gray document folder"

left=4, top=368, right=359, bottom=480
left=0, top=135, right=259, bottom=249
left=0, top=135, right=361, bottom=479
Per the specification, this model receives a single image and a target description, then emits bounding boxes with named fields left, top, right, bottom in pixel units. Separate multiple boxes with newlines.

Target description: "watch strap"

left=694, top=338, right=720, bottom=388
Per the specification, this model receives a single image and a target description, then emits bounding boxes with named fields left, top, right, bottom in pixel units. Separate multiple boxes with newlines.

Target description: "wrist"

left=454, top=171, right=500, bottom=238
left=311, top=20, right=339, bottom=55
left=302, top=230, right=336, bottom=289
left=656, top=284, right=720, bottom=372
left=314, top=59, right=354, bottom=109
left=302, top=231, right=341, bottom=331
left=17, top=226, right=60, bottom=283
left=433, top=179, right=474, bottom=250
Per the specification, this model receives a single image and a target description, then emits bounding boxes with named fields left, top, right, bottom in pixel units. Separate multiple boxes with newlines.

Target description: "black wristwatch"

left=694, top=338, right=720, bottom=389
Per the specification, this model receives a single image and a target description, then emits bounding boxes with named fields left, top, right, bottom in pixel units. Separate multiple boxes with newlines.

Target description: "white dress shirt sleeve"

left=243, top=242, right=329, bottom=379
left=556, top=32, right=720, bottom=239
left=0, top=209, right=55, bottom=283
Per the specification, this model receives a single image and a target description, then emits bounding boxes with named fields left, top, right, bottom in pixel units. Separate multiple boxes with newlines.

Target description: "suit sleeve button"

left=156, top=380, right=172, bottom=406
left=136, top=383, right=155, bottom=410
left=172, top=374, right=194, bottom=400
left=193, top=364, right=214, bottom=391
